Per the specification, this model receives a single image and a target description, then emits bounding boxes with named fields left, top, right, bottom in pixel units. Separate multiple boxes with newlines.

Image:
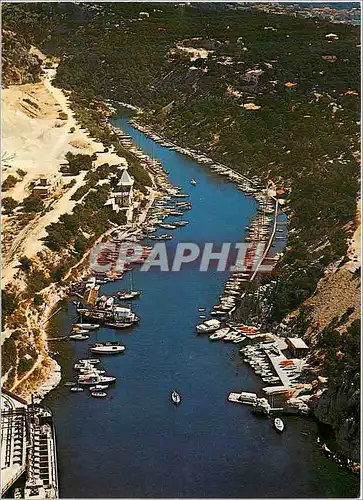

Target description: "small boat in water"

left=90, top=342, right=126, bottom=354
left=118, top=290, right=141, bottom=300
left=196, top=319, right=221, bottom=333
left=70, top=386, right=84, bottom=392
left=78, top=375, right=116, bottom=385
left=78, top=358, right=100, bottom=365
left=69, top=333, right=89, bottom=340
left=72, top=323, right=100, bottom=330
left=273, top=417, right=285, bottom=432
left=171, top=390, right=181, bottom=405
left=158, top=223, right=177, bottom=230
left=64, top=381, right=76, bottom=387
left=91, top=391, right=107, bottom=398
left=118, top=271, right=141, bottom=300
left=104, top=322, right=134, bottom=329
left=89, top=384, right=109, bottom=391
left=190, top=178, right=197, bottom=186
left=173, top=193, right=189, bottom=199
left=209, top=327, right=230, bottom=341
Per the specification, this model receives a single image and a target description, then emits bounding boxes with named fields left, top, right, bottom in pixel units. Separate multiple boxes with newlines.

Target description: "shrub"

left=2, top=197, right=18, bottom=213
left=16, top=169, right=26, bottom=178
left=19, top=256, right=32, bottom=271
left=22, top=194, right=44, bottom=213
left=34, top=294, right=44, bottom=307
left=2, top=175, right=19, bottom=191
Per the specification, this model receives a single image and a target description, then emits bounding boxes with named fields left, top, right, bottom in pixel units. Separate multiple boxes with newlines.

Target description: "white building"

left=105, top=168, right=135, bottom=213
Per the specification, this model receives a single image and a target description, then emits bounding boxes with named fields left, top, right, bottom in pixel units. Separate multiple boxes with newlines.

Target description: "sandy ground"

left=2, top=61, right=127, bottom=286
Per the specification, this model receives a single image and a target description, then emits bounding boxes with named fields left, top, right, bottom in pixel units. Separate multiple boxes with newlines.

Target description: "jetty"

left=1, top=391, right=58, bottom=499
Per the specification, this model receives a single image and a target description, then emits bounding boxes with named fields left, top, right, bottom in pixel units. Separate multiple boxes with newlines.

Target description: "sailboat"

left=118, top=271, right=141, bottom=300
left=171, top=390, right=181, bottom=405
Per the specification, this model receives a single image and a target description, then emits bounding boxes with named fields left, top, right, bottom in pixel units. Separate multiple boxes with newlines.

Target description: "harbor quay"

left=1, top=391, right=58, bottom=499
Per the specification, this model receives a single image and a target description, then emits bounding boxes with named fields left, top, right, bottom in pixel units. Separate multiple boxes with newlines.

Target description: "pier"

left=1, top=391, right=58, bottom=499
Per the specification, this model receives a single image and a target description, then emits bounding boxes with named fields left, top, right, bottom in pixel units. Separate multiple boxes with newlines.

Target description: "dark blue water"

left=44, top=116, right=359, bottom=498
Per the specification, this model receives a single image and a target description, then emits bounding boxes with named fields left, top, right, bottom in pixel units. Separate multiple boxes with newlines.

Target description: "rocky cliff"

left=313, top=371, right=360, bottom=461
left=2, top=30, right=42, bottom=87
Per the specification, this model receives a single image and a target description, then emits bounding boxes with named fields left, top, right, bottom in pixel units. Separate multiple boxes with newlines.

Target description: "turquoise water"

left=44, top=116, right=360, bottom=498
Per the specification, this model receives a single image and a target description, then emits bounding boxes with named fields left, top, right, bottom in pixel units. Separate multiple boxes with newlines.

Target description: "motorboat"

left=78, top=358, right=100, bottom=364
left=104, top=322, right=134, bottom=329
left=196, top=319, right=221, bottom=333
left=209, top=327, right=230, bottom=340
left=73, top=323, right=100, bottom=330
left=173, top=193, right=189, bottom=199
left=171, top=390, right=181, bottom=405
left=149, top=234, right=173, bottom=241
left=64, top=381, right=76, bottom=387
left=78, top=375, right=116, bottom=385
left=70, top=386, right=84, bottom=392
left=89, top=384, right=109, bottom=391
left=190, top=179, right=197, bottom=186
left=69, top=333, right=89, bottom=340
left=89, top=342, right=126, bottom=354
left=71, top=329, right=89, bottom=335
left=273, top=417, right=285, bottom=432
left=158, top=223, right=177, bottom=230
left=118, top=290, right=141, bottom=300
left=172, top=220, right=189, bottom=227
left=91, top=391, right=107, bottom=398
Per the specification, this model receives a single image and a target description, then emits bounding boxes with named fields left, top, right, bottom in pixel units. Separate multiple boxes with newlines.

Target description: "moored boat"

left=70, top=387, right=84, bottom=392
left=73, top=323, right=100, bottom=330
left=196, top=319, right=221, bottom=333
left=209, top=327, right=230, bottom=341
left=91, top=391, right=107, bottom=398
left=69, top=333, right=89, bottom=340
left=78, top=375, right=116, bottom=385
left=89, top=342, right=126, bottom=354
left=89, top=384, right=109, bottom=391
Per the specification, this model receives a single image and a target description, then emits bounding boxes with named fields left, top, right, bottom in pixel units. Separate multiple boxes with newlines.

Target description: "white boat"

left=158, top=223, right=177, bottom=229
left=70, top=387, right=84, bottom=392
left=78, top=375, right=116, bottom=385
left=71, top=329, right=89, bottom=335
left=196, top=319, right=220, bottom=333
left=171, top=390, right=181, bottom=405
left=104, top=322, right=134, bottom=329
left=89, top=384, right=109, bottom=391
left=273, top=417, right=285, bottom=432
left=91, top=391, right=107, bottom=398
left=78, top=358, right=100, bottom=364
left=190, top=179, right=197, bottom=186
left=118, top=290, right=141, bottom=300
left=73, top=323, right=100, bottom=330
left=118, top=271, right=141, bottom=300
left=89, top=342, right=126, bottom=354
left=209, top=327, right=230, bottom=340
left=69, top=333, right=89, bottom=340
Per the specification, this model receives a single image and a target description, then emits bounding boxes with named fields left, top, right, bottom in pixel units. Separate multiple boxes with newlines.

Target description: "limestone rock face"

left=313, top=372, right=360, bottom=461
left=2, top=31, right=42, bottom=87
